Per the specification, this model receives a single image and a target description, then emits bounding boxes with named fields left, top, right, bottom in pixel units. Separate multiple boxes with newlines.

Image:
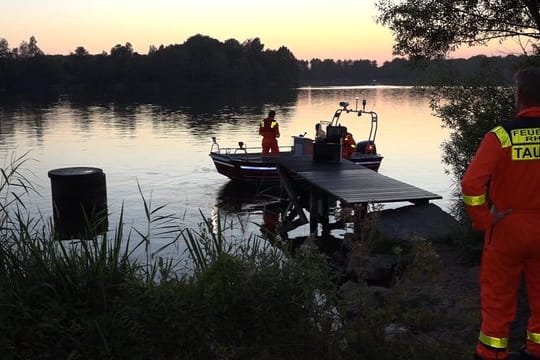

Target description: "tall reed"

left=0, top=153, right=348, bottom=359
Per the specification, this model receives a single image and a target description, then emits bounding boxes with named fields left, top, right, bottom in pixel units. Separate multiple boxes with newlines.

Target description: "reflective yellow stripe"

left=528, top=331, right=540, bottom=344
left=479, top=332, right=508, bottom=349
left=271, top=121, right=277, bottom=128
left=490, top=126, right=512, bottom=148
left=463, top=193, right=486, bottom=206
left=511, top=127, right=540, bottom=144
left=512, top=144, right=540, bottom=160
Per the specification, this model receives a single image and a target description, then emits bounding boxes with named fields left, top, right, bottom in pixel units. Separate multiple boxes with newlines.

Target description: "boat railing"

left=210, top=137, right=293, bottom=157
left=329, top=98, right=378, bottom=145
left=215, top=146, right=294, bottom=155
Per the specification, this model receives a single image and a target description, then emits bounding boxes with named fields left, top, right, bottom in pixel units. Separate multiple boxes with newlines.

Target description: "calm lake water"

left=0, top=86, right=455, bottom=258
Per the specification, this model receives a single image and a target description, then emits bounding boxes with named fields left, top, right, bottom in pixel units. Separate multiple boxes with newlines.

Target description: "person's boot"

left=520, top=346, right=540, bottom=359
left=508, top=352, right=524, bottom=359
left=474, top=350, right=526, bottom=359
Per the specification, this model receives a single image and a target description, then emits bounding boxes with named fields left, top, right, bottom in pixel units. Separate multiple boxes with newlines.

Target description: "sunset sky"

left=1, top=0, right=526, bottom=65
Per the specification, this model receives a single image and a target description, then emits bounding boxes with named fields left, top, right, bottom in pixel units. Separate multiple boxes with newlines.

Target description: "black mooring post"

left=48, top=167, right=108, bottom=240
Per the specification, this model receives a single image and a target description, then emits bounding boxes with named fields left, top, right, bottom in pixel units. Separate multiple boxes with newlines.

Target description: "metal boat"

left=209, top=99, right=383, bottom=183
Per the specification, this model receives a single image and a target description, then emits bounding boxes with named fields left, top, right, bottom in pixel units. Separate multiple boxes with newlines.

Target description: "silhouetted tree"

left=110, top=42, right=134, bottom=57
left=264, top=46, right=298, bottom=86
left=376, top=0, right=540, bottom=59
left=376, top=0, right=540, bottom=230
left=0, top=38, right=10, bottom=58
left=183, top=34, right=227, bottom=85
left=241, top=38, right=266, bottom=87
left=72, top=46, right=89, bottom=56
left=18, top=36, right=43, bottom=58
left=148, top=45, right=157, bottom=55
left=2, top=32, right=531, bottom=96
left=222, top=38, right=244, bottom=85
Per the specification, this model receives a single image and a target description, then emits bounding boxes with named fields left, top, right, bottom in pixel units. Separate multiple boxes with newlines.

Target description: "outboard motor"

left=356, top=140, right=377, bottom=154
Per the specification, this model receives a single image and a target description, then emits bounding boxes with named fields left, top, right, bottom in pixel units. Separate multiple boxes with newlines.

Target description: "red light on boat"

left=367, top=144, right=375, bottom=153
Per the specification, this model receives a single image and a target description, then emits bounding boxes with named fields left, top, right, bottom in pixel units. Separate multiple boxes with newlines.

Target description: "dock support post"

left=309, top=187, right=330, bottom=237
left=276, top=165, right=308, bottom=229
left=321, top=194, right=329, bottom=237
left=309, top=189, right=318, bottom=235
left=353, top=202, right=368, bottom=241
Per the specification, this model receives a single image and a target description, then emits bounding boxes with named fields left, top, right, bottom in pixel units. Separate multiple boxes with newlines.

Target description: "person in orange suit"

left=342, top=130, right=356, bottom=160
left=462, top=67, right=540, bottom=360
left=259, top=110, right=280, bottom=155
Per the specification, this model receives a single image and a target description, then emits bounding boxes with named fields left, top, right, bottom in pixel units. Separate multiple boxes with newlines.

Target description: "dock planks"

left=275, top=156, right=441, bottom=205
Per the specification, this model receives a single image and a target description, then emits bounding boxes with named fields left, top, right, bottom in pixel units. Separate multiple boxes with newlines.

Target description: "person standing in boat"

left=315, top=123, right=326, bottom=142
left=259, top=110, right=280, bottom=155
left=342, top=129, right=356, bottom=160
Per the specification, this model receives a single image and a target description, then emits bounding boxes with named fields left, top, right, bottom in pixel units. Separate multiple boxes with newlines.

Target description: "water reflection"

left=0, top=87, right=299, bottom=141
left=0, top=86, right=453, bottom=254
left=214, top=179, right=346, bottom=258
left=215, top=180, right=283, bottom=214
left=214, top=180, right=307, bottom=254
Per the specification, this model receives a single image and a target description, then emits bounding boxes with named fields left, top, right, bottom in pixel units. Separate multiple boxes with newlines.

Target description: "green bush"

left=0, top=152, right=483, bottom=359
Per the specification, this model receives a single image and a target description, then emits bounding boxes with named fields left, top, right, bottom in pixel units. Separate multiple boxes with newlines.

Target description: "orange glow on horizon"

left=1, top=0, right=530, bottom=65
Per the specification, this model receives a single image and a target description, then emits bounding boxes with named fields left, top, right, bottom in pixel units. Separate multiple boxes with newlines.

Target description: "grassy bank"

left=0, top=154, right=477, bottom=359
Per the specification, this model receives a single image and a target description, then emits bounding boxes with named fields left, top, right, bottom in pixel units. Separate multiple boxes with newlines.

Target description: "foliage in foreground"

left=0, top=154, right=343, bottom=359
left=0, top=153, right=478, bottom=360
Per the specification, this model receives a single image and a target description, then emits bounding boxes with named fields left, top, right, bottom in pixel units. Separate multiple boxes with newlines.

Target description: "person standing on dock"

left=462, top=67, right=540, bottom=360
left=259, top=110, right=280, bottom=155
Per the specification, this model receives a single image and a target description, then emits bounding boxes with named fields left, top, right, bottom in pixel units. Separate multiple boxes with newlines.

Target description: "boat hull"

left=210, top=151, right=383, bottom=183
left=211, top=152, right=283, bottom=182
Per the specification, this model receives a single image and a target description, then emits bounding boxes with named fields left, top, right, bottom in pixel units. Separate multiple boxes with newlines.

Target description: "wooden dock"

left=275, top=156, right=442, bottom=236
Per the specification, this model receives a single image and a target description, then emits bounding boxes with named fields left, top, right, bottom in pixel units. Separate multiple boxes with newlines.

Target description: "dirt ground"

left=426, top=242, right=530, bottom=354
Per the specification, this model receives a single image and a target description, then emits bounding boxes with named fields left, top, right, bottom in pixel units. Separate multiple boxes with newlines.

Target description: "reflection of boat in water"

left=215, top=180, right=283, bottom=213
left=209, top=100, right=383, bottom=183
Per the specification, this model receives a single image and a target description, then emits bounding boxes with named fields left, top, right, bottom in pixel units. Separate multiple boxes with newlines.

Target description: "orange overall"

left=259, top=117, right=280, bottom=155
left=342, top=132, right=356, bottom=160
left=461, top=107, right=540, bottom=359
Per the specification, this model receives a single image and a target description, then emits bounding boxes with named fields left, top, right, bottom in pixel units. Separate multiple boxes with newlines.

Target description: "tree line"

left=0, top=35, right=299, bottom=93
left=0, top=34, right=533, bottom=95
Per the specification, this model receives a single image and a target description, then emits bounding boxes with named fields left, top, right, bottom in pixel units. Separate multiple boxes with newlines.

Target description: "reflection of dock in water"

left=215, top=180, right=300, bottom=252
left=215, top=180, right=309, bottom=252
